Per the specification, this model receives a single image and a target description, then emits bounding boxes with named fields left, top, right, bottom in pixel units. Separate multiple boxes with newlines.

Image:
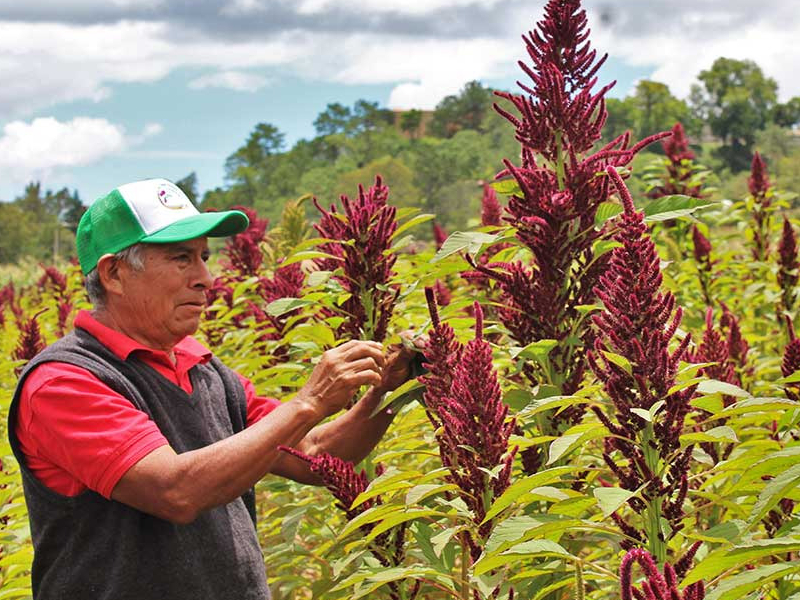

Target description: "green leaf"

left=350, top=467, right=412, bottom=509
left=696, top=379, right=751, bottom=398
left=306, top=270, right=333, bottom=287
left=510, top=339, right=558, bottom=361
left=491, top=178, right=522, bottom=195
left=280, top=249, right=343, bottom=266
left=547, top=423, right=608, bottom=465
left=482, top=466, right=575, bottom=523
left=595, top=201, right=623, bottom=227
left=432, top=231, right=501, bottom=262
left=600, top=351, right=633, bottom=375
left=709, top=397, right=800, bottom=419
left=405, top=483, right=459, bottom=506
left=516, top=395, right=586, bottom=421
left=370, top=378, right=425, bottom=418
left=747, top=463, right=800, bottom=528
left=473, top=540, right=570, bottom=576
left=684, top=538, right=800, bottom=585
left=704, top=562, right=800, bottom=600
left=266, top=297, right=314, bottom=317
left=593, top=487, right=636, bottom=517
left=592, top=239, right=623, bottom=257
left=776, top=369, right=800, bottom=384
left=680, top=425, right=739, bottom=445
left=391, top=213, right=435, bottom=240
left=643, top=195, right=716, bottom=222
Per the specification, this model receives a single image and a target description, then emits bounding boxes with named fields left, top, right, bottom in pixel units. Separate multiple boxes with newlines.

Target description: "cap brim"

left=141, top=210, right=249, bottom=243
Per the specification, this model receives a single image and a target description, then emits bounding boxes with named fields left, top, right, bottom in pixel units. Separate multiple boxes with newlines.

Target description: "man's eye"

left=174, top=254, right=190, bottom=262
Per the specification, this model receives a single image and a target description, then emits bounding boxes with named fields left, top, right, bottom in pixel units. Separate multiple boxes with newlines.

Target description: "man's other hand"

left=297, top=340, right=385, bottom=419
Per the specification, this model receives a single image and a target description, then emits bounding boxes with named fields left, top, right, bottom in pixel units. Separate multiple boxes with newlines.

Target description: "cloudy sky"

left=0, top=0, right=797, bottom=204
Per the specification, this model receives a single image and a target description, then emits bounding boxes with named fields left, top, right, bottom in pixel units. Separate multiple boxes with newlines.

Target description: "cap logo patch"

left=156, top=182, right=189, bottom=210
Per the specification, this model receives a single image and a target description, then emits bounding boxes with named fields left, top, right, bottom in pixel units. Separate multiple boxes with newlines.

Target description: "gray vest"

left=7, top=327, right=271, bottom=600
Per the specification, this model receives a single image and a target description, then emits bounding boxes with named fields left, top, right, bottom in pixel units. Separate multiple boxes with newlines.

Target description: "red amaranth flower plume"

left=222, top=206, right=269, bottom=277
left=662, top=122, right=695, bottom=163
left=620, top=548, right=705, bottom=600
left=421, top=289, right=517, bottom=560
left=590, top=167, right=695, bottom=558
left=277, top=446, right=414, bottom=600
left=279, top=446, right=381, bottom=520
left=688, top=308, right=742, bottom=462
left=691, top=225, right=713, bottom=306
left=432, top=221, right=448, bottom=250
left=646, top=122, right=706, bottom=201
left=481, top=184, right=503, bottom=227
left=778, top=217, right=799, bottom=314
left=748, top=152, right=773, bottom=261
left=472, top=0, right=669, bottom=439
left=692, top=226, right=711, bottom=266
left=314, top=176, right=399, bottom=342
left=782, top=317, right=800, bottom=402
left=13, top=310, right=47, bottom=374
left=749, top=151, right=771, bottom=197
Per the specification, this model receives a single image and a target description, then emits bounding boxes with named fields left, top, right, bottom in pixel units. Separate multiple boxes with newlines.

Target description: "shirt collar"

left=74, top=310, right=213, bottom=364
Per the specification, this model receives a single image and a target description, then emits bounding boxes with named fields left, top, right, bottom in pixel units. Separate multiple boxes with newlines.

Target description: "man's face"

left=114, top=237, right=213, bottom=351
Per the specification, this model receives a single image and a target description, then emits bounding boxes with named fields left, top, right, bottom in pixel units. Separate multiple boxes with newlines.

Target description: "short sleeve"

left=17, top=362, right=169, bottom=498
left=235, top=373, right=281, bottom=427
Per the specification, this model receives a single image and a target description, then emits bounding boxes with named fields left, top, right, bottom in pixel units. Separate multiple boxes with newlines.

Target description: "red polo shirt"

left=16, top=310, right=281, bottom=499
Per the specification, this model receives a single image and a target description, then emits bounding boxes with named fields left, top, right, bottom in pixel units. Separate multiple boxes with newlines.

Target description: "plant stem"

left=641, top=423, right=666, bottom=565
left=460, top=534, right=470, bottom=600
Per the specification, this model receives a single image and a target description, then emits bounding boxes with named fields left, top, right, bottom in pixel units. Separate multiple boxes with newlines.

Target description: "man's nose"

left=192, top=257, right=214, bottom=289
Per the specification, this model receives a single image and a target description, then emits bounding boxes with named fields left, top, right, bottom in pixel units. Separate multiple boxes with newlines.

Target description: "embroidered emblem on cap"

left=157, top=182, right=189, bottom=210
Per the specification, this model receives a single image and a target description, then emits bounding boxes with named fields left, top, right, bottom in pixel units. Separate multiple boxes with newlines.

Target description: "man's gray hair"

left=85, top=243, right=146, bottom=308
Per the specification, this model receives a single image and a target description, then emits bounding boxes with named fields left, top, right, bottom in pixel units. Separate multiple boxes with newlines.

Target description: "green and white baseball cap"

left=76, top=178, right=249, bottom=274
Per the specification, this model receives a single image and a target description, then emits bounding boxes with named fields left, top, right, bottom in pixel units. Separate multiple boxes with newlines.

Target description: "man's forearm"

left=112, top=395, right=323, bottom=523
left=301, top=385, right=395, bottom=464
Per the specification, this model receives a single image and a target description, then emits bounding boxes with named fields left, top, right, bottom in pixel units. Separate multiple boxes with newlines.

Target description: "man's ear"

left=96, top=254, right=125, bottom=297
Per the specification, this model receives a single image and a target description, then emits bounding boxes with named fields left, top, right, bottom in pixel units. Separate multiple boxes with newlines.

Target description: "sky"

left=1, top=0, right=798, bottom=205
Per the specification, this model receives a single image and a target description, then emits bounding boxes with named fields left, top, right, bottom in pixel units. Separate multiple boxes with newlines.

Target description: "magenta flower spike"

left=314, top=176, right=399, bottom=342
left=466, top=0, right=670, bottom=440
left=778, top=217, right=799, bottom=313
left=590, top=167, right=696, bottom=558
left=278, top=446, right=382, bottom=521
left=222, top=205, right=269, bottom=277
left=13, top=310, right=47, bottom=373
left=691, top=226, right=711, bottom=266
left=481, top=184, right=503, bottom=227
left=432, top=221, right=448, bottom=250
left=747, top=152, right=773, bottom=261
left=420, top=291, right=517, bottom=559
left=748, top=151, right=771, bottom=198
left=620, top=548, right=705, bottom=600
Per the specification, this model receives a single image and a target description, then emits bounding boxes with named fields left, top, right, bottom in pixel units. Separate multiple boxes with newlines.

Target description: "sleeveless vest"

left=7, top=327, right=271, bottom=600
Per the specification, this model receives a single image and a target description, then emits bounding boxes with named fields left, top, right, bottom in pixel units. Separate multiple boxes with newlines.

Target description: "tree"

left=772, top=97, right=800, bottom=129
left=399, top=109, right=423, bottom=138
left=175, top=172, right=199, bottom=205
left=225, top=123, right=285, bottom=184
left=631, top=80, right=695, bottom=139
left=603, top=97, right=639, bottom=142
left=428, top=81, right=495, bottom=138
left=313, top=103, right=352, bottom=137
left=691, top=58, right=778, bottom=170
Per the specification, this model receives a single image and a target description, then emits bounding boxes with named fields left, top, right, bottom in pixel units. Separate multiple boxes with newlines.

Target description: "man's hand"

left=296, top=340, right=385, bottom=419
left=376, top=333, right=427, bottom=394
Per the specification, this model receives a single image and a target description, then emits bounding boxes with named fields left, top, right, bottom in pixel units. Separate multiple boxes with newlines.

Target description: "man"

left=7, top=178, right=415, bottom=600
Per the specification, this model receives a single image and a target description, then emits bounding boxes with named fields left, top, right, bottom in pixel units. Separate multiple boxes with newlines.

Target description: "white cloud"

left=0, top=117, right=161, bottom=185
left=292, top=0, right=505, bottom=16
left=587, top=1, right=800, bottom=100
left=189, top=70, right=271, bottom=92
left=0, top=0, right=798, bottom=122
